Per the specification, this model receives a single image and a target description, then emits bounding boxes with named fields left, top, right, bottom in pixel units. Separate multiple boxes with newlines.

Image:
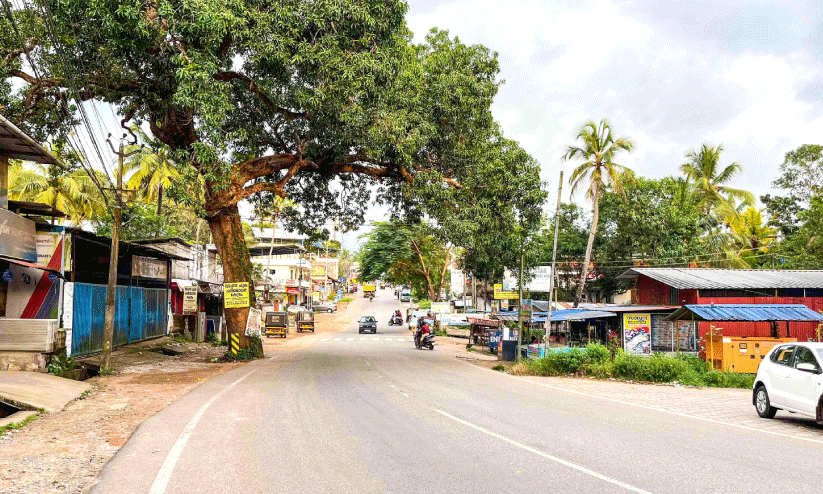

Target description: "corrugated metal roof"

left=0, top=115, right=62, bottom=166
left=666, top=304, right=823, bottom=322
left=550, top=309, right=616, bottom=322
left=618, top=268, right=823, bottom=290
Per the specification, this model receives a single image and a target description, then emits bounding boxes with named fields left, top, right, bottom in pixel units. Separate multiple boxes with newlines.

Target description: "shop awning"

left=666, top=304, right=823, bottom=322
left=0, top=254, right=63, bottom=277
left=549, top=309, right=616, bottom=322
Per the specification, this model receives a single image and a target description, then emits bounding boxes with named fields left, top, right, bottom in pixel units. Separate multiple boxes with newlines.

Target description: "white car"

left=753, top=342, right=823, bottom=422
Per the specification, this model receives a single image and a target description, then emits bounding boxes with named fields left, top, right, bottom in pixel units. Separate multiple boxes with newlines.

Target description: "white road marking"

left=321, top=338, right=329, bottom=342
left=372, top=338, right=379, bottom=341
left=360, top=337, right=366, bottom=341
left=460, top=361, right=823, bottom=446
left=334, top=338, right=341, bottom=342
left=435, top=409, right=652, bottom=494
left=397, top=338, right=405, bottom=342
left=346, top=338, right=354, bottom=341
left=149, top=369, right=256, bottom=494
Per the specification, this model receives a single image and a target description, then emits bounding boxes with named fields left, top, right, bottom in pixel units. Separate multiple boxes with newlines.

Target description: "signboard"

left=489, top=330, right=502, bottom=351
left=132, top=256, right=168, bottom=279
left=450, top=269, right=464, bottom=296
left=286, top=286, right=299, bottom=295
left=623, top=313, right=652, bottom=355
left=182, top=286, right=198, bottom=313
left=526, top=266, right=552, bottom=292
left=224, top=282, right=250, bottom=308
left=0, top=208, right=37, bottom=262
left=493, top=283, right=518, bottom=300
left=312, top=292, right=320, bottom=302
left=430, top=302, right=450, bottom=314
left=245, top=307, right=262, bottom=337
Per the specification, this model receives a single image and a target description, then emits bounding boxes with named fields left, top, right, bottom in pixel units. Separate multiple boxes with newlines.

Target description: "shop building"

left=619, top=268, right=823, bottom=341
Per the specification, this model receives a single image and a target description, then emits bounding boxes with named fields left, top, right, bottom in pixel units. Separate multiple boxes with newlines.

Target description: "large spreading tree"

left=0, top=1, right=544, bottom=347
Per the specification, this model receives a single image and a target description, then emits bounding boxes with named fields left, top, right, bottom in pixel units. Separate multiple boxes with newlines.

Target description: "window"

left=818, top=349, right=823, bottom=364
left=772, top=345, right=796, bottom=366
left=794, top=347, right=821, bottom=371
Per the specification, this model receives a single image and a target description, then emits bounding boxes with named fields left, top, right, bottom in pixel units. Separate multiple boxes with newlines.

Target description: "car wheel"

left=359, top=330, right=363, bottom=334
left=755, top=386, right=777, bottom=419
left=328, top=309, right=333, bottom=313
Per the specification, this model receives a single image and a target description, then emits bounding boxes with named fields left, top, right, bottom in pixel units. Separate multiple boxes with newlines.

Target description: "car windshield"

left=360, top=316, right=375, bottom=322
left=817, top=349, right=823, bottom=364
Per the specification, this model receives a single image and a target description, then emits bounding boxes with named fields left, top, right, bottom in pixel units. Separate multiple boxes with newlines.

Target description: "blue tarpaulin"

left=666, top=304, right=823, bottom=322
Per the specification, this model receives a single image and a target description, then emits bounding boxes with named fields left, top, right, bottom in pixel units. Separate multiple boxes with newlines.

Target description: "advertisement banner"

left=286, top=286, right=299, bottom=295
left=132, top=256, right=168, bottom=279
left=527, top=266, right=552, bottom=292
left=449, top=269, right=464, bottom=296
left=224, top=282, right=250, bottom=308
left=493, top=283, right=518, bottom=300
left=245, top=307, right=262, bottom=337
left=0, top=208, right=37, bottom=262
left=182, top=286, right=198, bottom=313
left=623, top=313, right=652, bottom=355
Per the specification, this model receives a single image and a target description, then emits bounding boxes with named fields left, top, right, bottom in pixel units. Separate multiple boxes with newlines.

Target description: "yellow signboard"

left=493, top=283, right=518, bottom=300
left=224, top=282, right=250, bottom=309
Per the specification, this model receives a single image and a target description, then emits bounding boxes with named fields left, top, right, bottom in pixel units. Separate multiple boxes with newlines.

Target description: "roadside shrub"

left=585, top=343, right=610, bottom=364
left=675, top=353, right=710, bottom=373
left=584, top=362, right=612, bottom=379
left=612, top=353, right=687, bottom=383
left=492, top=364, right=506, bottom=372
left=701, top=370, right=755, bottom=389
left=418, top=300, right=432, bottom=309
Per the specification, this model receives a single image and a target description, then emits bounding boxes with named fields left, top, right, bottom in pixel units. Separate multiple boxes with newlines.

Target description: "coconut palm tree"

left=680, top=144, right=754, bottom=220
left=728, top=207, right=778, bottom=267
left=565, top=119, right=634, bottom=307
left=9, top=160, right=105, bottom=225
left=122, top=131, right=179, bottom=213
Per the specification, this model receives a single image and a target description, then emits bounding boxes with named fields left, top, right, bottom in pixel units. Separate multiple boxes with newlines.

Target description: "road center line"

left=435, top=409, right=652, bottom=494
left=148, top=369, right=256, bottom=494
left=460, top=361, right=823, bottom=446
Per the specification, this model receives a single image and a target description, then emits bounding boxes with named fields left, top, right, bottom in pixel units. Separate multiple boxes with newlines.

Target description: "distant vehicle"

left=313, top=302, right=337, bottom=313
left=408, top=310, right=430, bottom=331
left=358, top=316, right=377, bottom=334
left=400, top=290, right=411, bottom=302
left=753, top=342, right=823, bottom=422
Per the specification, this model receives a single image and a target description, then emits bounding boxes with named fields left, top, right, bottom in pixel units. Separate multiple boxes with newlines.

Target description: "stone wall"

left=0, top=351, right=48, bottom=372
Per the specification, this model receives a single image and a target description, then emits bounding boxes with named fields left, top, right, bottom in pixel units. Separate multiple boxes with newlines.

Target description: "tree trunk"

left=574, top=186, right=601, bottom=307
left=434, top=245, right=452, bottom=303
left=411, top=240, right=437, bottom=301
left=207, top=204, right=260, bottom=353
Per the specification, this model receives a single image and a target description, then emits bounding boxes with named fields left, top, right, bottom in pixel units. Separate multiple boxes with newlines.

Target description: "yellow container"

left=707, top=336, right=796, bottom=373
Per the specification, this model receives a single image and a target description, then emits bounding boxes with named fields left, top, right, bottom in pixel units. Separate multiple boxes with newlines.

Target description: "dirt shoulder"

left=0, top=337, right=244, bottom=494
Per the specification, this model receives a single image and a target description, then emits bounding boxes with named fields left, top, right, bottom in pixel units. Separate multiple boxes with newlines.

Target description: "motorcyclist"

left=415, top=321, right=431, bottom=348
left=391, top=310, right=402, bottom=325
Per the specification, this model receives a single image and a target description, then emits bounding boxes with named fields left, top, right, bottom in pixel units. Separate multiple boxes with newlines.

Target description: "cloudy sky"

left=342, top=0, right=823, bottom=249
left=404, top=0, right=822, bottom=199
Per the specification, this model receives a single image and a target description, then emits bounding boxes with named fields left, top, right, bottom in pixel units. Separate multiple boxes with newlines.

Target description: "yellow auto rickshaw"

left=296, top=310, right=315, bottom=333
left=265, top=311, right=288, bottom=338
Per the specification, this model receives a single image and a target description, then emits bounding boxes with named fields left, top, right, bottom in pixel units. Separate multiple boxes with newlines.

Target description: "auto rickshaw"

left=296, top=310, right=315, bottom=333
left=264, top=311, right=288, bottom=338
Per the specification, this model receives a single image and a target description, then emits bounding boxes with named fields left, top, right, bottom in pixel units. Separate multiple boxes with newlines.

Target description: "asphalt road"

left=91, top=290, right=823, bottom=494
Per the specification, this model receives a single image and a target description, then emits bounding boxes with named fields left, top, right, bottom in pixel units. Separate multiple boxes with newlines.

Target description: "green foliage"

left=358, top=222, right=451, bottom=301
left=0, top=413, right=38, bottom=436
left=47, top=353, right=75, bottom=375
left=612, top=353, right=688, bottom=383
left=417, top=300, right=432, bottom=309
left=339, top=297, right=354, bottom=303
left=94, top=202, right=208, bottom=242
left=511, top=345, right=752, bottom=388
left=492, top=364, right=506, bottom=372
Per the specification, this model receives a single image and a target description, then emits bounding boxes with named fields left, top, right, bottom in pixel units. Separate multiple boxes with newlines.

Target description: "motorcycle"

left=389, top=315, right=403, bottom=326
left=414, top=330, right=435, bottom=350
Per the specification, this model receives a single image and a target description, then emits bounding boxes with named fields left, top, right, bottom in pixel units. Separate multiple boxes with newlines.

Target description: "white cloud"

left=405, top=0, right=823, bottom=206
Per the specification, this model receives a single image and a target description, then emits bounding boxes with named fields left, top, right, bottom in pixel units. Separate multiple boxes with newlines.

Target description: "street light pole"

left=517, top=245, right=524, bottom=361
left=545, top=170, right=564, bottom=356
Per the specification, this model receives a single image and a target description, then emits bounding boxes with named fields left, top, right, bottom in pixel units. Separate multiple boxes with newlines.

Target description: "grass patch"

left=492, top=364, right=506, bottom=372
left=0, top=413, right=38, bottom=436
left=339, top=297, right=354, bottom=303
left=510, top=344, right=754, bottom=389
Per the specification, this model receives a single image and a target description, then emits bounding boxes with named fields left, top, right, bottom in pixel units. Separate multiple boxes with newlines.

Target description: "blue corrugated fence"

left=72, top=283, right=168, bottom=356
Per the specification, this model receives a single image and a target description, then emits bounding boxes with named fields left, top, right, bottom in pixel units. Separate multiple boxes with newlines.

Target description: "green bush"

left=417, top=300, right=432, bottom=309
left=612, top=353, right=687, bottom=383
left=585, top=343, right=610, bottom=364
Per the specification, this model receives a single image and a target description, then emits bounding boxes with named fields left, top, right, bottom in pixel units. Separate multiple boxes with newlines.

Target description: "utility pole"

left=545, top=171, right=563, bottom=356
left=517, top=246, right=525, bottom=361
left=101, top=139, right=139, bottom=371
left=472, top=271, right=477, bottom=310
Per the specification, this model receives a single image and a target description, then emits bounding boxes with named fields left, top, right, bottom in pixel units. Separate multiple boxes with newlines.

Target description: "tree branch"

left=213, top=71, right=308, bottom=121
